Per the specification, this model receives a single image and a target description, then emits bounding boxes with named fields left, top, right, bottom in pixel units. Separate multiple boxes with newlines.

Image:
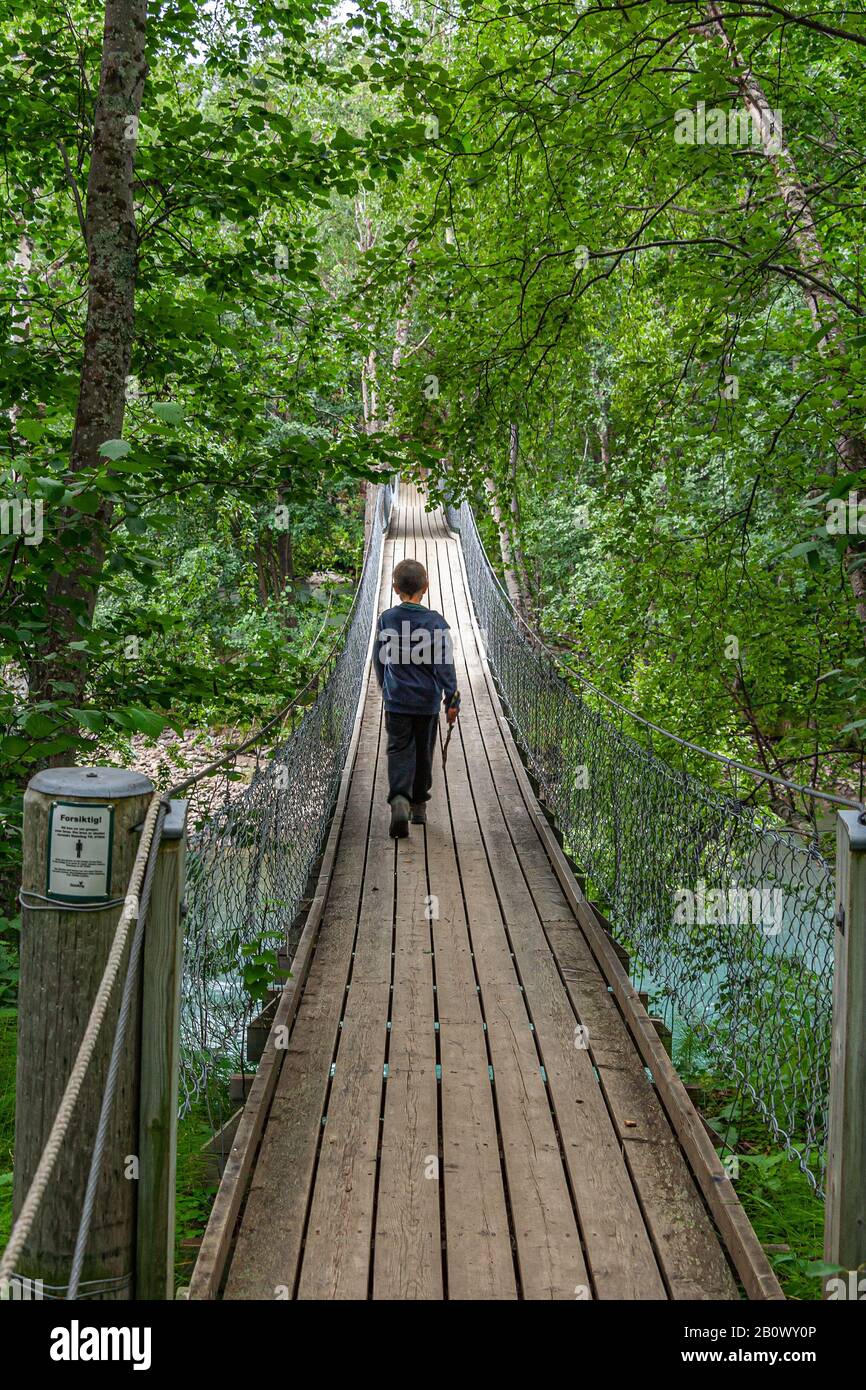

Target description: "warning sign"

left=46, top=802, right=114, bottom=903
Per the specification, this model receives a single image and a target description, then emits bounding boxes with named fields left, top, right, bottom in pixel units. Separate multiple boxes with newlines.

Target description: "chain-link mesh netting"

left=447, top=498, right=837, bottom=1192
left=176, top=482, right=393, bottom=1117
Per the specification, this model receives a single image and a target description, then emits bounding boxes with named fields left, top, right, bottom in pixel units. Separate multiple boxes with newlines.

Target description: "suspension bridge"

left=4, top=480, right=864, bottom=1303
left=189, top=483, right=779, bottom=1300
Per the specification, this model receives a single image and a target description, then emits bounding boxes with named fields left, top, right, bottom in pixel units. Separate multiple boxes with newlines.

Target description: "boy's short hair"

left=393, top=558, right=427, bottom=596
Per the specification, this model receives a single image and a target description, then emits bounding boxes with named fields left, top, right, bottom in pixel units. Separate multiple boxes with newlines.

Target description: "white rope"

left=67, top=800, right=168, bottom=1299
left=0, top=790, right=164, bottom=1286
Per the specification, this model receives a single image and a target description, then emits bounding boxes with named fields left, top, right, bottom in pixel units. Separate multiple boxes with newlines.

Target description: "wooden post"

left=136, top=798, right=187, bottom=1301
left=14, top=767, right=154, bottom=1298
left=824, top=809, right=866, bottom=1290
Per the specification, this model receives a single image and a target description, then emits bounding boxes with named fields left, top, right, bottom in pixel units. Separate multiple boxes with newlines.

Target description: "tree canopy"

left=2, top=0, right=865, bottom=832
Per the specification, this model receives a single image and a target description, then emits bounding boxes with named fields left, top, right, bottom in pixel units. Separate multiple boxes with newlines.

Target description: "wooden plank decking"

left=199, top=484, right=781, bottom=1302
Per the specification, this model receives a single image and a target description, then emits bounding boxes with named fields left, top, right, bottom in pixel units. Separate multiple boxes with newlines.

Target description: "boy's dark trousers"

left=385, top=711, right=439, bottom=804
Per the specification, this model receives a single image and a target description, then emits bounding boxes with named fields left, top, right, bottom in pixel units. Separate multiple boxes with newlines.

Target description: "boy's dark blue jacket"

left=373, top=601, right=458, bottom=715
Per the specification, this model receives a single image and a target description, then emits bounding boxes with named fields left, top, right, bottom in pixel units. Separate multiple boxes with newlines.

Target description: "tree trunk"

left=274, top=485, right=296, bottom=624
left=254, top=544, right=269, bottom=605
left=355, top=198, right=380, bottom=551
left=706, top=2, right=866, bottom=642
left=507, top=421, right=533, bottom=615
left=27, top=0, right=149, bottom=713
left=11, top=217, right=33, bottom=345
left=8, top=216, right=34, bottom=433
left=590, top=359, right=611, bottom=474
left=359, top=231, right=416, bottom=545
left=389, top=244, right=416, bottom=392
left=277, top=519, right=294, bottom=591
left=484, top=468, right=530, bottom=621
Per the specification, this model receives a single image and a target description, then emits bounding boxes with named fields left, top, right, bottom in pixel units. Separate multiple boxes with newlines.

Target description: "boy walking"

left=373, top=557, right=459, bottom=839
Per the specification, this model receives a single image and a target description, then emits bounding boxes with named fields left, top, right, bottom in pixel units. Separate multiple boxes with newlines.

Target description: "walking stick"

left=442, top=691, right=461, bottom=768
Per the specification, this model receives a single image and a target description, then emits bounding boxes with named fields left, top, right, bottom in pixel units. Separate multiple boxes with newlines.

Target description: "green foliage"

left=736, top=1149, right=827, bottom=1301
left=0, top=0, right=425, bottom=798
left=173, top=1102, right=222, bottom=1293
left=364, top=0, right=866, bottom=809
left=241, top=931, right=291, bottom=1007
left=0, top=916, right=19, bottom=1012
left=675, top=1033, right=827, bottom=1300
left=0, top=1011, right=16, bottom=1250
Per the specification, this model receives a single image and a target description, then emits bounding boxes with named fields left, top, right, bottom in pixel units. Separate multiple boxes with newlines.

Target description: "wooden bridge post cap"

left=27, top=766, right=154, bottom=799
left=838, top=808, right=866, bottom=852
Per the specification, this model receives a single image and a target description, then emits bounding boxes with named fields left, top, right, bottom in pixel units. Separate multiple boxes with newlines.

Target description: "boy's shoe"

left=389, top=796, right=410, bottom=839
left=411, top=803, right=427, bottom=825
